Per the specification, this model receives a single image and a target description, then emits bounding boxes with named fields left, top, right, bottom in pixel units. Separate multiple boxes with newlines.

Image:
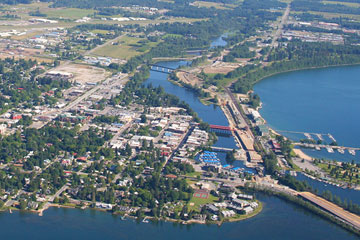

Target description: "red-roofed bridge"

left=209, top=125, right=233, bottom=131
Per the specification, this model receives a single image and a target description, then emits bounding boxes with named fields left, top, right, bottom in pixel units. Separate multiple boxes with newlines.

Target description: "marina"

left=199, top=151, right=221, bottom=165
left=276, top=130, right=337, bottom=143
left=294, top=142, right=358, bottom=154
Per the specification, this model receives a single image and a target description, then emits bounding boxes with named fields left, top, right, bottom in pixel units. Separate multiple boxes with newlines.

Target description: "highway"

left=299, top=192, right=360, bottom=230
left=266, top=3, right=291, bottom=59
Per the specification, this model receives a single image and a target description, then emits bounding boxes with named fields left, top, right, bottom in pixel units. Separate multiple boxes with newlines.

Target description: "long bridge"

left=149, top=64, right=192, bottom=74
left=210, top=146, right=235, bottom=152
left=209, top=124, right=233, bottom=131
left=299, top=192, right=360, bottom=230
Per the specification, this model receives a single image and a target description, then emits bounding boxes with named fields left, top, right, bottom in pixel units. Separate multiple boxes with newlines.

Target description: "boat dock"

left=316, top=134, right=323, bottom=141
left=275, top=130, right=337, bottom=142
left=294, top=142, right=358, bottom=155
left=328, top=134, right=336, bottom=142
left=304, top=133, right=313, bottom=140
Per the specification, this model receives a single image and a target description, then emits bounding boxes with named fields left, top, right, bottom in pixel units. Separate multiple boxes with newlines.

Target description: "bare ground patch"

left=52, top=63, right=111, bottom=84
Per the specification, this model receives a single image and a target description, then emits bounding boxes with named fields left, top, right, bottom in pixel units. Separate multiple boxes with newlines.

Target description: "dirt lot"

left=52, top=63, right=111, bottom=84
left=176, top=71, right=202, bottom=86
left=202, top=62, right=240, bottom=74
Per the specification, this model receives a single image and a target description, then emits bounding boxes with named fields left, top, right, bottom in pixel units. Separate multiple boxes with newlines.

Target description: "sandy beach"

left=293, top=148, right=313, bottom=161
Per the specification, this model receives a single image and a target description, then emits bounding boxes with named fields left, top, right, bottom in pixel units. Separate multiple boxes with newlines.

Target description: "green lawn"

left=188, top=193, right=218, bottom=212
left=322, top=1, right=360, bottom=8
left=92, top=35, right=158, bottom=59
left=192, top=1, right=237, bottom=10
left=186, top=172, right=201, bottom=178
left=46, top=8, right=95, bottom=20
left=91, top=29, right=109, bottom=34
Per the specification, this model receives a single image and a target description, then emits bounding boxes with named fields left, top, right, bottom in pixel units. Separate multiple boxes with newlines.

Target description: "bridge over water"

left=210, top=146, right=236, bottom=152
left=149, top=64, right=192, bottom=74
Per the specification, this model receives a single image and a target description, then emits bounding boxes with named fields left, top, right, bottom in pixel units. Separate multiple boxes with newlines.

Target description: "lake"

left=254, top=65, right=360, bottom=162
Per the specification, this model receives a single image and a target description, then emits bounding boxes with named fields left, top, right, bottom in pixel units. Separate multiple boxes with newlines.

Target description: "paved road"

left=266, top=3, right=291, bottom=60
left=49, top=184, right=69, bottom=202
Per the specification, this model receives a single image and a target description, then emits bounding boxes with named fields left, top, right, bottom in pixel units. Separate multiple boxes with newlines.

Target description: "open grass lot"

left=2, top=2, right=94, bottom=20
left=188, top=193, right=218, bottom=212
left=186, top=172, right=202, bottom=178
left=90, top=29, right=109, bottom=34
left=192, top=1, right=237, bottom=10
left=92, top=35, right=159, bottom=59
left=46, top=8, right=95, bottom=20
left=309, top=11, right=360, bottom=21
left=322, top=1, right=360, bottom=8
left=292, top=10, right=360, bottom=21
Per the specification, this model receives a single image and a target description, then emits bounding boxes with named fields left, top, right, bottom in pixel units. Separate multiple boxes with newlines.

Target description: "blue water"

left=0, top=194, right=357, bottom=240
left=254, top=65, right=360, bottom=162
left=297, top=173, right=360, bottom=205
left=210, top=33, right=228, bottom=48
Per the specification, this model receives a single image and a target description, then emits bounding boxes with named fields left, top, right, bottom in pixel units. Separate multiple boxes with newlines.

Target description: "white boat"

left=326, top=147, right=334, bottom=153
left=337, top=148, right=345, bottom=154
left=349, top=149, right=356, bottom=156
left=315, top=146, right=321, bottom=151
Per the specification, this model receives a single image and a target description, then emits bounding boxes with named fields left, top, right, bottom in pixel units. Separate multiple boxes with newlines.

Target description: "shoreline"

left=2, top=200, right=264, bottom=225
left=252, top=61, right=360, bottom=87
left=293, top=148, right=313, bottom=161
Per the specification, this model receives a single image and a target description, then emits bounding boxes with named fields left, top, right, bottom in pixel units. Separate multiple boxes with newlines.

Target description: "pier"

left=275, top=130, right=337, bottom=142
left=316, top=134, right=323, bottom=141
left=293, top=142, right=360, bottom=151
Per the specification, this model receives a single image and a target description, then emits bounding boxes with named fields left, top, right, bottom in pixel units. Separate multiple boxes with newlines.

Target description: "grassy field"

left=322, top=1, right=360, bottom=8
left=90, top=29, right=109, bottom=34
left=309, top=11, right=360, bottom=21
left=92, top=35, right=158, bottom=59
left=291, top=10, right=360, bottom=21
left=186, top=172, right=202, bottom=178
left=192, top=1, right=237, bottom=10
left=188, top=193, right=219, bottom=212
left=46, top=8, right=95, bottom=20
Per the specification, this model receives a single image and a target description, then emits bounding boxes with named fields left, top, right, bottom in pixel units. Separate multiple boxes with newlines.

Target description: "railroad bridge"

left=209, top=124, right=233, bottom=134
